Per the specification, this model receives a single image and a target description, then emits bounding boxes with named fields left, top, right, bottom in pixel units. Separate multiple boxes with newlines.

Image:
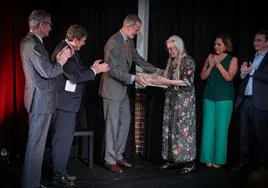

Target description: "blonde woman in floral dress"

left=153, top=35, right=196, bottom=173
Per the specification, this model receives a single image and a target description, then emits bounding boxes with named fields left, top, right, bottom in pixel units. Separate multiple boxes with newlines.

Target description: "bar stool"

left=73, top=130, right=94, bottom=168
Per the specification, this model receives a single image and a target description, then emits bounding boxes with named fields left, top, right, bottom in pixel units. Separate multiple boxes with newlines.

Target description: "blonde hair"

left=166, top=35, right=187, bottom=59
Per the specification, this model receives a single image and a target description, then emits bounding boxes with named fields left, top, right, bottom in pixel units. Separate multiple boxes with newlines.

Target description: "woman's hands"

left=152, top=75, right=187, bottom=86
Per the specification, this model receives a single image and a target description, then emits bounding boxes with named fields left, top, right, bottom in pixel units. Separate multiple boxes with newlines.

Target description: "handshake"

left=135, top=72, right=187, bottom=88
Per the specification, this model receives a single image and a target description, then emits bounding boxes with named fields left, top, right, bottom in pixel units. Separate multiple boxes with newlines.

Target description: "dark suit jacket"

left=20, top=32, right=63, bottom=113
left=235, top=52, right=268, bottom=111
left=52, top=40, right=95, bottom=113
left=99, top=31, right=157, bottom=101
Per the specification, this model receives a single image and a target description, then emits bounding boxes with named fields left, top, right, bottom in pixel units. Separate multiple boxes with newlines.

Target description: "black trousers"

left=51, top=110, right=77, bottom=181
left=239, top=97, right=268, bottom=167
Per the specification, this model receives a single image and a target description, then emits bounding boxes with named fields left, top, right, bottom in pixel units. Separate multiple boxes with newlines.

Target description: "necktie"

left=125, top=39, right=131, bottom=55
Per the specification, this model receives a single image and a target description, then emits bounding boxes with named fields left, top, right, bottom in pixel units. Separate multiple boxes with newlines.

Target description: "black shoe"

left=180, top=164, right=196, bottom=174
left=53, top=175, right=75, bottom=187
left=161, top=162, right=175, bottom=169
left=231, top=163, right=250, bottom=172
left=38, top=184, right=47, bottom=188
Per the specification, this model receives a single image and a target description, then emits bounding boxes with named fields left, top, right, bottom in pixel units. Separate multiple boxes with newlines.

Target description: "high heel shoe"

left=213, top=164, right=221, bottom=168
left=180, top=164, right=196, bottom=174
left=206, top=163, right=212, bottom=168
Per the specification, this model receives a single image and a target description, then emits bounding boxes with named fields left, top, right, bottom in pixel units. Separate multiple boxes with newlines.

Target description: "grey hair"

left=28, top=10, right=51, bottom=30
left=166, top=35, right=187, bottom=58
left=123, top=14, right=142, bottom=26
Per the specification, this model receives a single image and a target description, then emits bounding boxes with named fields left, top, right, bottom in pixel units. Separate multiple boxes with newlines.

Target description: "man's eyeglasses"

left=42, top=21, right=53, bottom=27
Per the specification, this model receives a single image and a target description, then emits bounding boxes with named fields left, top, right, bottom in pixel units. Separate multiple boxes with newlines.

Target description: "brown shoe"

left=117, top=159, right=132, bottom=168
left=104, top=163, right=123, bottom=173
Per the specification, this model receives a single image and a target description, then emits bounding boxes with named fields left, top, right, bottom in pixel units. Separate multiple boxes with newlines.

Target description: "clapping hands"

left=208, top=54, right=224, bottom=68
left=91, top=60, right=110, bottom=74
left=56, top=46, right=74, bottom=65
left=240, top=61, right=253, bottom=75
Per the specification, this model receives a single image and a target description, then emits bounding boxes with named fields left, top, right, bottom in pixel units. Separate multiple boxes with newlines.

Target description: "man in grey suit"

left=20, top=10, right=73, bottom=188
left=99, top=14, right=161, bottom=173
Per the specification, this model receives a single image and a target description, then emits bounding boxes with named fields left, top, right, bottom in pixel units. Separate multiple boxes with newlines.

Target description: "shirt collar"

left=31, top=32, right=43, bottom=43
left=65, top=39, right=75, bottom=50
left=256, top=49, right=268, bottom=57
left=120, top=30, right=128, bottom=41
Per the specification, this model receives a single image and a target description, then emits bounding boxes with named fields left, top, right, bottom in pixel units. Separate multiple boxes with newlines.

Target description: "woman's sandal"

left=206, top=163, right=212, bottom=168
left=180, top=164, right=196, bottom=174
left=213, top=164, right=221, bottom=168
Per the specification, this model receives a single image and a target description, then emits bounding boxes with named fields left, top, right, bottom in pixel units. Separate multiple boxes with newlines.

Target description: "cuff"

left=91, top=68, right=96, bottom=75
left=130, top=75, right=136, bottom=84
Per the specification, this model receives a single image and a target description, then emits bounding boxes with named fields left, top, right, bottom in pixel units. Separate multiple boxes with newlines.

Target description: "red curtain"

left=0, top=8, right=28, bottom=150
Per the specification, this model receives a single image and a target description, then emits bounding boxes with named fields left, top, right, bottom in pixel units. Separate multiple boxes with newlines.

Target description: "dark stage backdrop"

left=0, top=0, right=267, bottom=167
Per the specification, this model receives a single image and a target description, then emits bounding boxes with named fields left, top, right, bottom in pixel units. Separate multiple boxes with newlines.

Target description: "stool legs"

left=73, top=131, right=94, bottom=168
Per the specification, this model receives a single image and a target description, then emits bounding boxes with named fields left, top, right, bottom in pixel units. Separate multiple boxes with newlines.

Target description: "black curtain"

left=1, top=0, right=268, bottom=166
left=144, top=0, right=268, bottom=165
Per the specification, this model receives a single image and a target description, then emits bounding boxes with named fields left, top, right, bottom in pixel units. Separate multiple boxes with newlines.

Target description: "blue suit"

left=235, top=52, right=268, bottom=167
left=50, top=40, right=95, bottom=181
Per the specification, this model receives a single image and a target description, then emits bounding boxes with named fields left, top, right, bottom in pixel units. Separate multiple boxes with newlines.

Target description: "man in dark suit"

left=50, top=25, right=109, bottom=186
left=20, top=10, right=73, bottom=188
left=99, top=14, right=161, bottom=173
left=235, top=30, right=268, bottom=170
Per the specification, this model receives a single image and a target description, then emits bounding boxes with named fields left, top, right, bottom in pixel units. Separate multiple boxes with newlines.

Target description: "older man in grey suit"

left=20, top=10, right=72, bottom=188
left=99, top=14, right=161, bottom=173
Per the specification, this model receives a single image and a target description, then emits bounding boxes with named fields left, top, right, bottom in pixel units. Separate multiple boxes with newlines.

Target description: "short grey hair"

left=28, top=9, right=51, bottom=29
left=166, top=35, right=187, bottom=57
left=123, top=14, right=142, bottom=26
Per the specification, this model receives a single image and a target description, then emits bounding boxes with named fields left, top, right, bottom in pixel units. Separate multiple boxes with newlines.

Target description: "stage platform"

left=0, top=156, right=247, bottom=188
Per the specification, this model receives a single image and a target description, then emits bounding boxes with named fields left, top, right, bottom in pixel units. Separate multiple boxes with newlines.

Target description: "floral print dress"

left=162, top=55, right=196, bottom=163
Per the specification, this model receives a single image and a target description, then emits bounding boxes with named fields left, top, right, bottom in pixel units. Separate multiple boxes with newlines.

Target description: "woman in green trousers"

left=200, top=34, right=238, bottom=168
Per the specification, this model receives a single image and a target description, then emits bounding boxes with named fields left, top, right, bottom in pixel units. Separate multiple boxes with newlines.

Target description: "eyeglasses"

left=167, top=47, right=177, bottom=53
left=42, top=21, right=53, bottom=27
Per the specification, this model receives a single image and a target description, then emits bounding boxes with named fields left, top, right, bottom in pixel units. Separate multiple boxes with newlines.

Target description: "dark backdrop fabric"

left=0, top=0, right=268, bottom=167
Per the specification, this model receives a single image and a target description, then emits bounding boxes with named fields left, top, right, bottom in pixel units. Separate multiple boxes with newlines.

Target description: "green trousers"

left=200, top=99, right=233, bottom=165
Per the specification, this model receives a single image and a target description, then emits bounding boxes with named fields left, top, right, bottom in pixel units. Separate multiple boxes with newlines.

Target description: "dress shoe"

left=231, top=163, right=250, bottom=171
left=161, top=162, right=175, bottom=169
left=52, top=175, right=75, bottom=187
left=117, top=159, right=132, bottom=167
left=104, top=163, right=123, bottom=173
left=180, top=164, right=196, bottom=174
left=38, top=184, right=47, bottom=188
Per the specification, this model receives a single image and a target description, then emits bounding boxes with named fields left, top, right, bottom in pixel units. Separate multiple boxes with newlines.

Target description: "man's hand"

left=56, top=46, right=74, bottom=65
left=240, top=61, right=253, bottom=75
left=136, top=73, right=148, bottom=87
left=91, top=60, right=110, bottom=74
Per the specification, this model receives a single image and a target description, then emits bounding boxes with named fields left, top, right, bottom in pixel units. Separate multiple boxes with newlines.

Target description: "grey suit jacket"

left=99, top=31, right=157, bottom=101
left=20, top=32, right=63, bottom=113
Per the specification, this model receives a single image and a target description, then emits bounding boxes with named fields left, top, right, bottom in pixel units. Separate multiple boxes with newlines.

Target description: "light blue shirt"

left=244, top=50, right=267, bottom=95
